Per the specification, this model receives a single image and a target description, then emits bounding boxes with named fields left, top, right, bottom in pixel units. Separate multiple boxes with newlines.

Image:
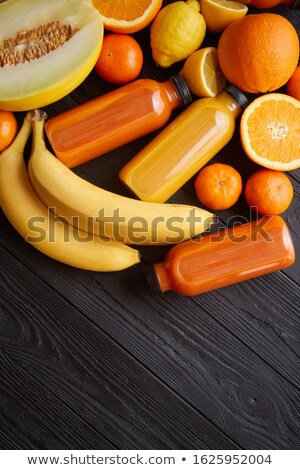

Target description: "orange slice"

left=240, top=93, right=300, bottom=171
left=92, top=0, right=163, bottom=34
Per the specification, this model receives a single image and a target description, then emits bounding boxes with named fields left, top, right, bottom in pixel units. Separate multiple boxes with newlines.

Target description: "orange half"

left=92, top=0, right=163, bottom=33
left=240, top=93, right=300, bottom=171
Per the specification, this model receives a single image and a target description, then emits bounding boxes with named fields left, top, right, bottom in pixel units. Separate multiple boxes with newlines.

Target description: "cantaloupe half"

left=0, top=0, right=103, bottom=111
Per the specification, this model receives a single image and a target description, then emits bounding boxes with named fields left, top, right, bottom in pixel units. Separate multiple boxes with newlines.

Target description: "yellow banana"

left=28, top=113, right=214, bottom=245
left=0, top=114, right=140, bottom=272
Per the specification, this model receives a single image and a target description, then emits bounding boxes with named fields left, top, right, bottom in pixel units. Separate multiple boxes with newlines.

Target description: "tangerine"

left=217, top=13, right=299, bottom=93
left=245, top=169, right=294, bottom=215
left=195, top=163, right=242, bottom=210
left=95, top=34, right=143, bottom=85
left=0, top=110, right=18, bottom=152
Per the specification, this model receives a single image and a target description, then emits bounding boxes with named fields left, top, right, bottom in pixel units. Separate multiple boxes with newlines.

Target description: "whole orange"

left=286, top=65, right=300, bottom=101
left=95, top=34, right=143, bottom=85
left=245, top=169, right=294, bottom=215
left=195, top=163, right=242, bottom=210
left=0, top=110, right=18, bottom=152
left=217, top=13, right=299, bottom=93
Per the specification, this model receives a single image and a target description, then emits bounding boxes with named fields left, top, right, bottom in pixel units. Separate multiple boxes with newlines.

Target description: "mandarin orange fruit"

left=0, top=110, right=18, bottom=152
left=217, top=13, right=299, bottom=93
left=195, top=163, right=243, bottom=210
left=245, top=169, right=294, bottom=215
left=95, top=34, right=143, bottom=85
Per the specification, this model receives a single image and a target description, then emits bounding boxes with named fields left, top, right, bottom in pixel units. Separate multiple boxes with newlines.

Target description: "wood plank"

left=0, top=242, right=237, bottom=450
left=0, top=412, right=38, bottom=450
left=0, top=351, right=115, bottom=450
left=0, top=2, right=299, bottom=452
left=1, top=214, right=299, bottom=449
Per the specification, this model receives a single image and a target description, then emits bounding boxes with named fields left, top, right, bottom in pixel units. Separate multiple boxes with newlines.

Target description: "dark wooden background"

left=0, top=2, right=299, bottom=450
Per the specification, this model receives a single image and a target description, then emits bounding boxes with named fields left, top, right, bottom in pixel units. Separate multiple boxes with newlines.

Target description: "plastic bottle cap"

left=224, top=84, right=250, bottom=110
left=143, top=263, right=163, bottom=296
left=170, top=75, right=193, bottom=106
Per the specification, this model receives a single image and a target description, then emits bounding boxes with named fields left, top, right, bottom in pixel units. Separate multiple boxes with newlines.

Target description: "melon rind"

left=0, top=0, right=103, bottom=111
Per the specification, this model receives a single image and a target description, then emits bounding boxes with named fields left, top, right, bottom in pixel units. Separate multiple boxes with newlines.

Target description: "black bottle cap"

left=170, top=74, right=193, bottom=106
left=292, top=0, right=300, bottom=9
left=143, top=263, right=162, bottom=296
left=224, top=84, right=250, bottom=110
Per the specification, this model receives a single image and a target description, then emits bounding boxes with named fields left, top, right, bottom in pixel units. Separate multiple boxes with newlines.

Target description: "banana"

left=28, top=112, right=214, bottom=245
left=0, top=113, right=140, bottom=272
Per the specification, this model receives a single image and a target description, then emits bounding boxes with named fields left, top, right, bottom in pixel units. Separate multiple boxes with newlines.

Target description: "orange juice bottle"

left=144, top=216, right=295, bottom=297
left=119, top=86, right=249, bottom=203
left=45, top=75, right=192, bottom=168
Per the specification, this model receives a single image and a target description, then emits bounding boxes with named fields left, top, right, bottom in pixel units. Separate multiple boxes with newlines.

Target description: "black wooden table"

left=0, top=2, right=299, bottom=450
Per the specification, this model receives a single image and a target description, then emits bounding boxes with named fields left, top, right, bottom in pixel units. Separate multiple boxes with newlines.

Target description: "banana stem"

left=27, top=109, right=48, bottom=154
left=26, top=109, right=47, bottom=123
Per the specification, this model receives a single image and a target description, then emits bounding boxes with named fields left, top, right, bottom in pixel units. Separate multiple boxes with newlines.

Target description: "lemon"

left=180, top=47, right=226, bottom=97
left=150, top=0, right=207, bottom=68
left=200, top=0, right=248, bottom=34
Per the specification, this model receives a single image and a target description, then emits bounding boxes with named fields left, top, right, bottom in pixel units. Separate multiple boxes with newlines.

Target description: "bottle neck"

left=154, top=262, right=173, bottom=292
left=217, top=91, right=244, bottom=120
left=166, top=74, right=192, bottom=109
left=161, top=80, right=183, bottom=111
left=144, top=263, right=172, bottom=294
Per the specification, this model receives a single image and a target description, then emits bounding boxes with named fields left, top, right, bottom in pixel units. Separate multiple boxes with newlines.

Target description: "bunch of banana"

left=0, top=112, right=140, bottom=272
left=0, top=109, right=214, bottom=272
left=27, top=112, right=214, bottom=246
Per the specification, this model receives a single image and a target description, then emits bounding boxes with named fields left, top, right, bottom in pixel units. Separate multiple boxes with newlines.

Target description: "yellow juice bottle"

left=119, top=86, right=249, bottom=203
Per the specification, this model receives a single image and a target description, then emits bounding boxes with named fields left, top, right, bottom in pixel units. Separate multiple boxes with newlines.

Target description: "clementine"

left=95, top=34, right=143, bottom=85
left=287, top=65, right=300, bottom=101
left=195, top=163, right=242, bottom=210
left=245, top=169, right=294, bottom=215
left=0, top=110, right=18, bottom=152
left=92, top=0, right=163, bottom=34
left=217, top=13, right=299, bottom=93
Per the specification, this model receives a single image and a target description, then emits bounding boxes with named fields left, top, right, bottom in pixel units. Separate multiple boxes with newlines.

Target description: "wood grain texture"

left=1, top=213, right=300, bottom=449
left=0, top=0, right=299, bottom=451
left=0, top=241, right=238, bottom=450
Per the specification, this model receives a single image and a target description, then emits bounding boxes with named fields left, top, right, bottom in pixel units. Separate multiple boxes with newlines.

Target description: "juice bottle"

left=45, top=75, right=192, bottom=168
left=144, top=216, right=295, bottom=297
left=119, top=85, right=249, bottom=203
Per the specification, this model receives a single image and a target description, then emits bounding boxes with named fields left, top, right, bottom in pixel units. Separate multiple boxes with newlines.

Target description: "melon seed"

left=0, top=21, right=78, bottom=67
